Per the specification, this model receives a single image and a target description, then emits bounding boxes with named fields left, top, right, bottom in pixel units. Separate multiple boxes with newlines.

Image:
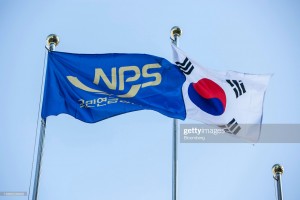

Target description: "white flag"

left=172, top=44, right=271, bottom=142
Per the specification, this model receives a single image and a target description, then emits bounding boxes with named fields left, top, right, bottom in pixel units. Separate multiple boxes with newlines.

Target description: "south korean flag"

left=172, top=44, right=271, bottom=142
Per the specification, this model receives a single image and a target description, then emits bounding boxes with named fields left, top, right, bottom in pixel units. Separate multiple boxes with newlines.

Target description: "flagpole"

left=272, top=164, right=284, bottom=200
left=31, top=34, right=59, bottom=200
left=170, top=26, right=182, bottom=200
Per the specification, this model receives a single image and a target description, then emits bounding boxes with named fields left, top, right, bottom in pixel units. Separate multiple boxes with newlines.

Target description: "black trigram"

left=218, top=118, right=241, bottom=135
left=175, top=57, right=194, bottom=75
left=226, top=80, right=246, bottom=98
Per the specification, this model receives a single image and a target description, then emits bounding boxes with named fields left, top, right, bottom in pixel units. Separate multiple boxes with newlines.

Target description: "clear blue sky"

left=1, top=0, right=300, bottom=200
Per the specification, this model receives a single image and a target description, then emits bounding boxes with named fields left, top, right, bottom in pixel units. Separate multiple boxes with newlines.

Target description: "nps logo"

left=188, top=78, right=226, bottom=116
left=67, top=64, right=162, bottom=98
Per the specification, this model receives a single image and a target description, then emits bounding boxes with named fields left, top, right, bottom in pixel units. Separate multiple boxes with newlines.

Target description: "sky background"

left=1, top=0, right=300, bottom=200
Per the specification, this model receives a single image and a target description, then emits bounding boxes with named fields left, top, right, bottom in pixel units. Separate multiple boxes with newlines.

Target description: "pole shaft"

left=31, top=39, right=57, bottom=200
left=172, top=119, right=177, bottom=200
left=32, top=119, right=46, bottom=200
left=172, top=35, right=179, bottom=200
left=49, top=43, right=55, bottom=51
left=276, top=173, right=283, bottom=200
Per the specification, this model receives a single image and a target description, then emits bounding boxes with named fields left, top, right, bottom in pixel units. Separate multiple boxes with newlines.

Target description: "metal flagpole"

left=31, top=34, right=60, bottom=200
left=170, top=26, right=182, bottom=200
left=272, top=164, right=284, bottom=200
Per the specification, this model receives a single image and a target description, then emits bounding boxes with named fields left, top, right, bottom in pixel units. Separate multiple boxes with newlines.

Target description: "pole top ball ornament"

left=46, top=34, right=60, bottom=48
left=272, top=164, right=284, bottom=176
left=170, top=26, right=182, bottom=41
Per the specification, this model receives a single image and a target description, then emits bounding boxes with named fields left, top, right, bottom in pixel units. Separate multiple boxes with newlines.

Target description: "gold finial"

left=272, top=164, right=284, bottom=176
left=46, top=34, right=60, bottom=48
left=170, top=26, right=182, bottom=41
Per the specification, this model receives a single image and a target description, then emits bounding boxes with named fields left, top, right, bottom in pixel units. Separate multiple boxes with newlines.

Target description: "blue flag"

left=41, top=51, right=186, bottom=123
